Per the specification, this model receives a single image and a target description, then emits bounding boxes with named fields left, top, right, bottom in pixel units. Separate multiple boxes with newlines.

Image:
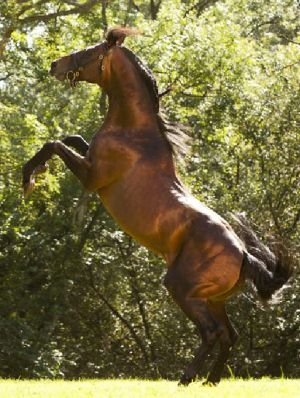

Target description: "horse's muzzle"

left=49, top=61, right=58, bottom=76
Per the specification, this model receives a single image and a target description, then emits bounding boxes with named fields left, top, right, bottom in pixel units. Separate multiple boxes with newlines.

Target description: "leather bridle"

left=66, top=42, right=108, bottom=87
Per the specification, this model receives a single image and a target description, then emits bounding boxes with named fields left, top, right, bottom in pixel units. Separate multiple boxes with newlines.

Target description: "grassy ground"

left=0, top=379, right=299, bottom=398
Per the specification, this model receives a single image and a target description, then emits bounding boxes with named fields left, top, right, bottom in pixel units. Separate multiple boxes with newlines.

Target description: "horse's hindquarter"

left=167, top=193, right=245, bottom=300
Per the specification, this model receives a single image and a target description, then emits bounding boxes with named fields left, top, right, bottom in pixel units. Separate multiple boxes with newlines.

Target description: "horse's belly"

left=97, top=184, right=169, bottom=255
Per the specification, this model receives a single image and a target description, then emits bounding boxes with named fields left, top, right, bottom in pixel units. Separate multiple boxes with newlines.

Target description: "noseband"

left=66, top=42, right=108, bottom=87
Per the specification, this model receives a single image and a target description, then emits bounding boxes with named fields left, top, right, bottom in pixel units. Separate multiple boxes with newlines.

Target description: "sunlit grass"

left=0, top=378, right=299, bottom=398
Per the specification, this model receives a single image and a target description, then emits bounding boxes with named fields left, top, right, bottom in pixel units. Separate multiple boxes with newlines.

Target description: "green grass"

left=0, top=379, right=299, bottom=398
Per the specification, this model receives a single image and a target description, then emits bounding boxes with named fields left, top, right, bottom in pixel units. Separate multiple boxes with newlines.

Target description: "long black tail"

left=232, top=214, right=293, bottom=301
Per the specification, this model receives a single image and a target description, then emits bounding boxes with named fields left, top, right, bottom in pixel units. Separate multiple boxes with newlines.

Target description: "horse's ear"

left=106, top=29, right=126, bottom=47
left=106, top=27, right=139, bottom=47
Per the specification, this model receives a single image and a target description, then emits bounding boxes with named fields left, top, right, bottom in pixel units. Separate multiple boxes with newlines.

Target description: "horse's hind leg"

left=164, top=265, right=224, bottom=386
left=203, top=302, right=238, bottom=385
left=179, top=305, right=222, bottom=386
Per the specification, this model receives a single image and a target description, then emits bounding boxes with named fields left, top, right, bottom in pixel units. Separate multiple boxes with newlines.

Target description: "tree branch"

left=150, top=0, right=162, bottom=20
left=0, top=72, right=13, bottom=81
left=0, top=26, right=14, bottom=59
left=286, top=207, right=300, bottom=234
left=115, top=239, right=158, bottom=372
left=185, top=0, right=219, bottom=17
left=0, top=0, right=99, bottom=59
left=19, top=0, right=99, bottom=24
left=87, top=263, right=150, bottom=364
left=17, top=0, right=49, bottom=18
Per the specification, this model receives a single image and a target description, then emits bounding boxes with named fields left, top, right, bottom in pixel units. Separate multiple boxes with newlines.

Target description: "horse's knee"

left=219, top=326, right=238, bottom=351
left=42, top=142, right=53, bottom=152
left=200, top=321, right=224, bottom=346
left=218, top=330, right=232, bottom=349
left=62, top=135, right=89, bottom=155
left=42, top=140, right=60, bottom=153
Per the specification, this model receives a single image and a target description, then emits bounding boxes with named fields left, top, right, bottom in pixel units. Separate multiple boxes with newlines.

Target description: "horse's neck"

left=103, top=64, right=158, bottom=131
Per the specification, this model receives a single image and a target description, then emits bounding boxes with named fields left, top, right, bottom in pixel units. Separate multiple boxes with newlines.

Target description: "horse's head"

left=49, top=28, right=136, bottom=87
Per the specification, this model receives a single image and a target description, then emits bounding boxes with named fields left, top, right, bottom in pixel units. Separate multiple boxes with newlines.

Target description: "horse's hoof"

left=202, top=379, right=218, bottom=387
left=23, top=178, right=35, bottom=198
left=178, top=374, right=192, bottom=387
left=33, top=163, right=48, bottom=175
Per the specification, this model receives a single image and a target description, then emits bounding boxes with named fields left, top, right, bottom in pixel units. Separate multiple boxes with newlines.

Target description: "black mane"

left=120, top=47, right=189, bottom=159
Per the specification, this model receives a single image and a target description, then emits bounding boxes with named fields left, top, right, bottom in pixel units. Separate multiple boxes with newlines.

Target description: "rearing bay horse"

left=22, top=28, right=292, bottom=385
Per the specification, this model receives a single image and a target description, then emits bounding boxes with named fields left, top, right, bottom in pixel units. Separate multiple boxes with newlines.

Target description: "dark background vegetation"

left=0, top=0, right=299, bottom=380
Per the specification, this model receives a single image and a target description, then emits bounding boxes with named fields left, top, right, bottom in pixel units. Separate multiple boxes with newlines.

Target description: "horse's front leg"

left=22, top=141, right=91, bottom=197
left=62, top=135, right=89, bottom=156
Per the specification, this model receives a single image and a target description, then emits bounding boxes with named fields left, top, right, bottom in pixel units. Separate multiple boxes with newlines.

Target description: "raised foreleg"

left=62, top=135, right=89, bottom=156
left=22, top=140, right=91, bottom=197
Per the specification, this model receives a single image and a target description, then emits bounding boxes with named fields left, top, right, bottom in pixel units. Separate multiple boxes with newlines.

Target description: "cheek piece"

left=65, top=42, right=108, bottom=88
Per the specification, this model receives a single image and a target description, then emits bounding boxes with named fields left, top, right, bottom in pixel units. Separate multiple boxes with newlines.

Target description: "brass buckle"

left=66, top=70, right=79, bottom=87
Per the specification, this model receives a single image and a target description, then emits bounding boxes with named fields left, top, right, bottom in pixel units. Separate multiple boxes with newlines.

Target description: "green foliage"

left=0, top=0, right=299, bottom=380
